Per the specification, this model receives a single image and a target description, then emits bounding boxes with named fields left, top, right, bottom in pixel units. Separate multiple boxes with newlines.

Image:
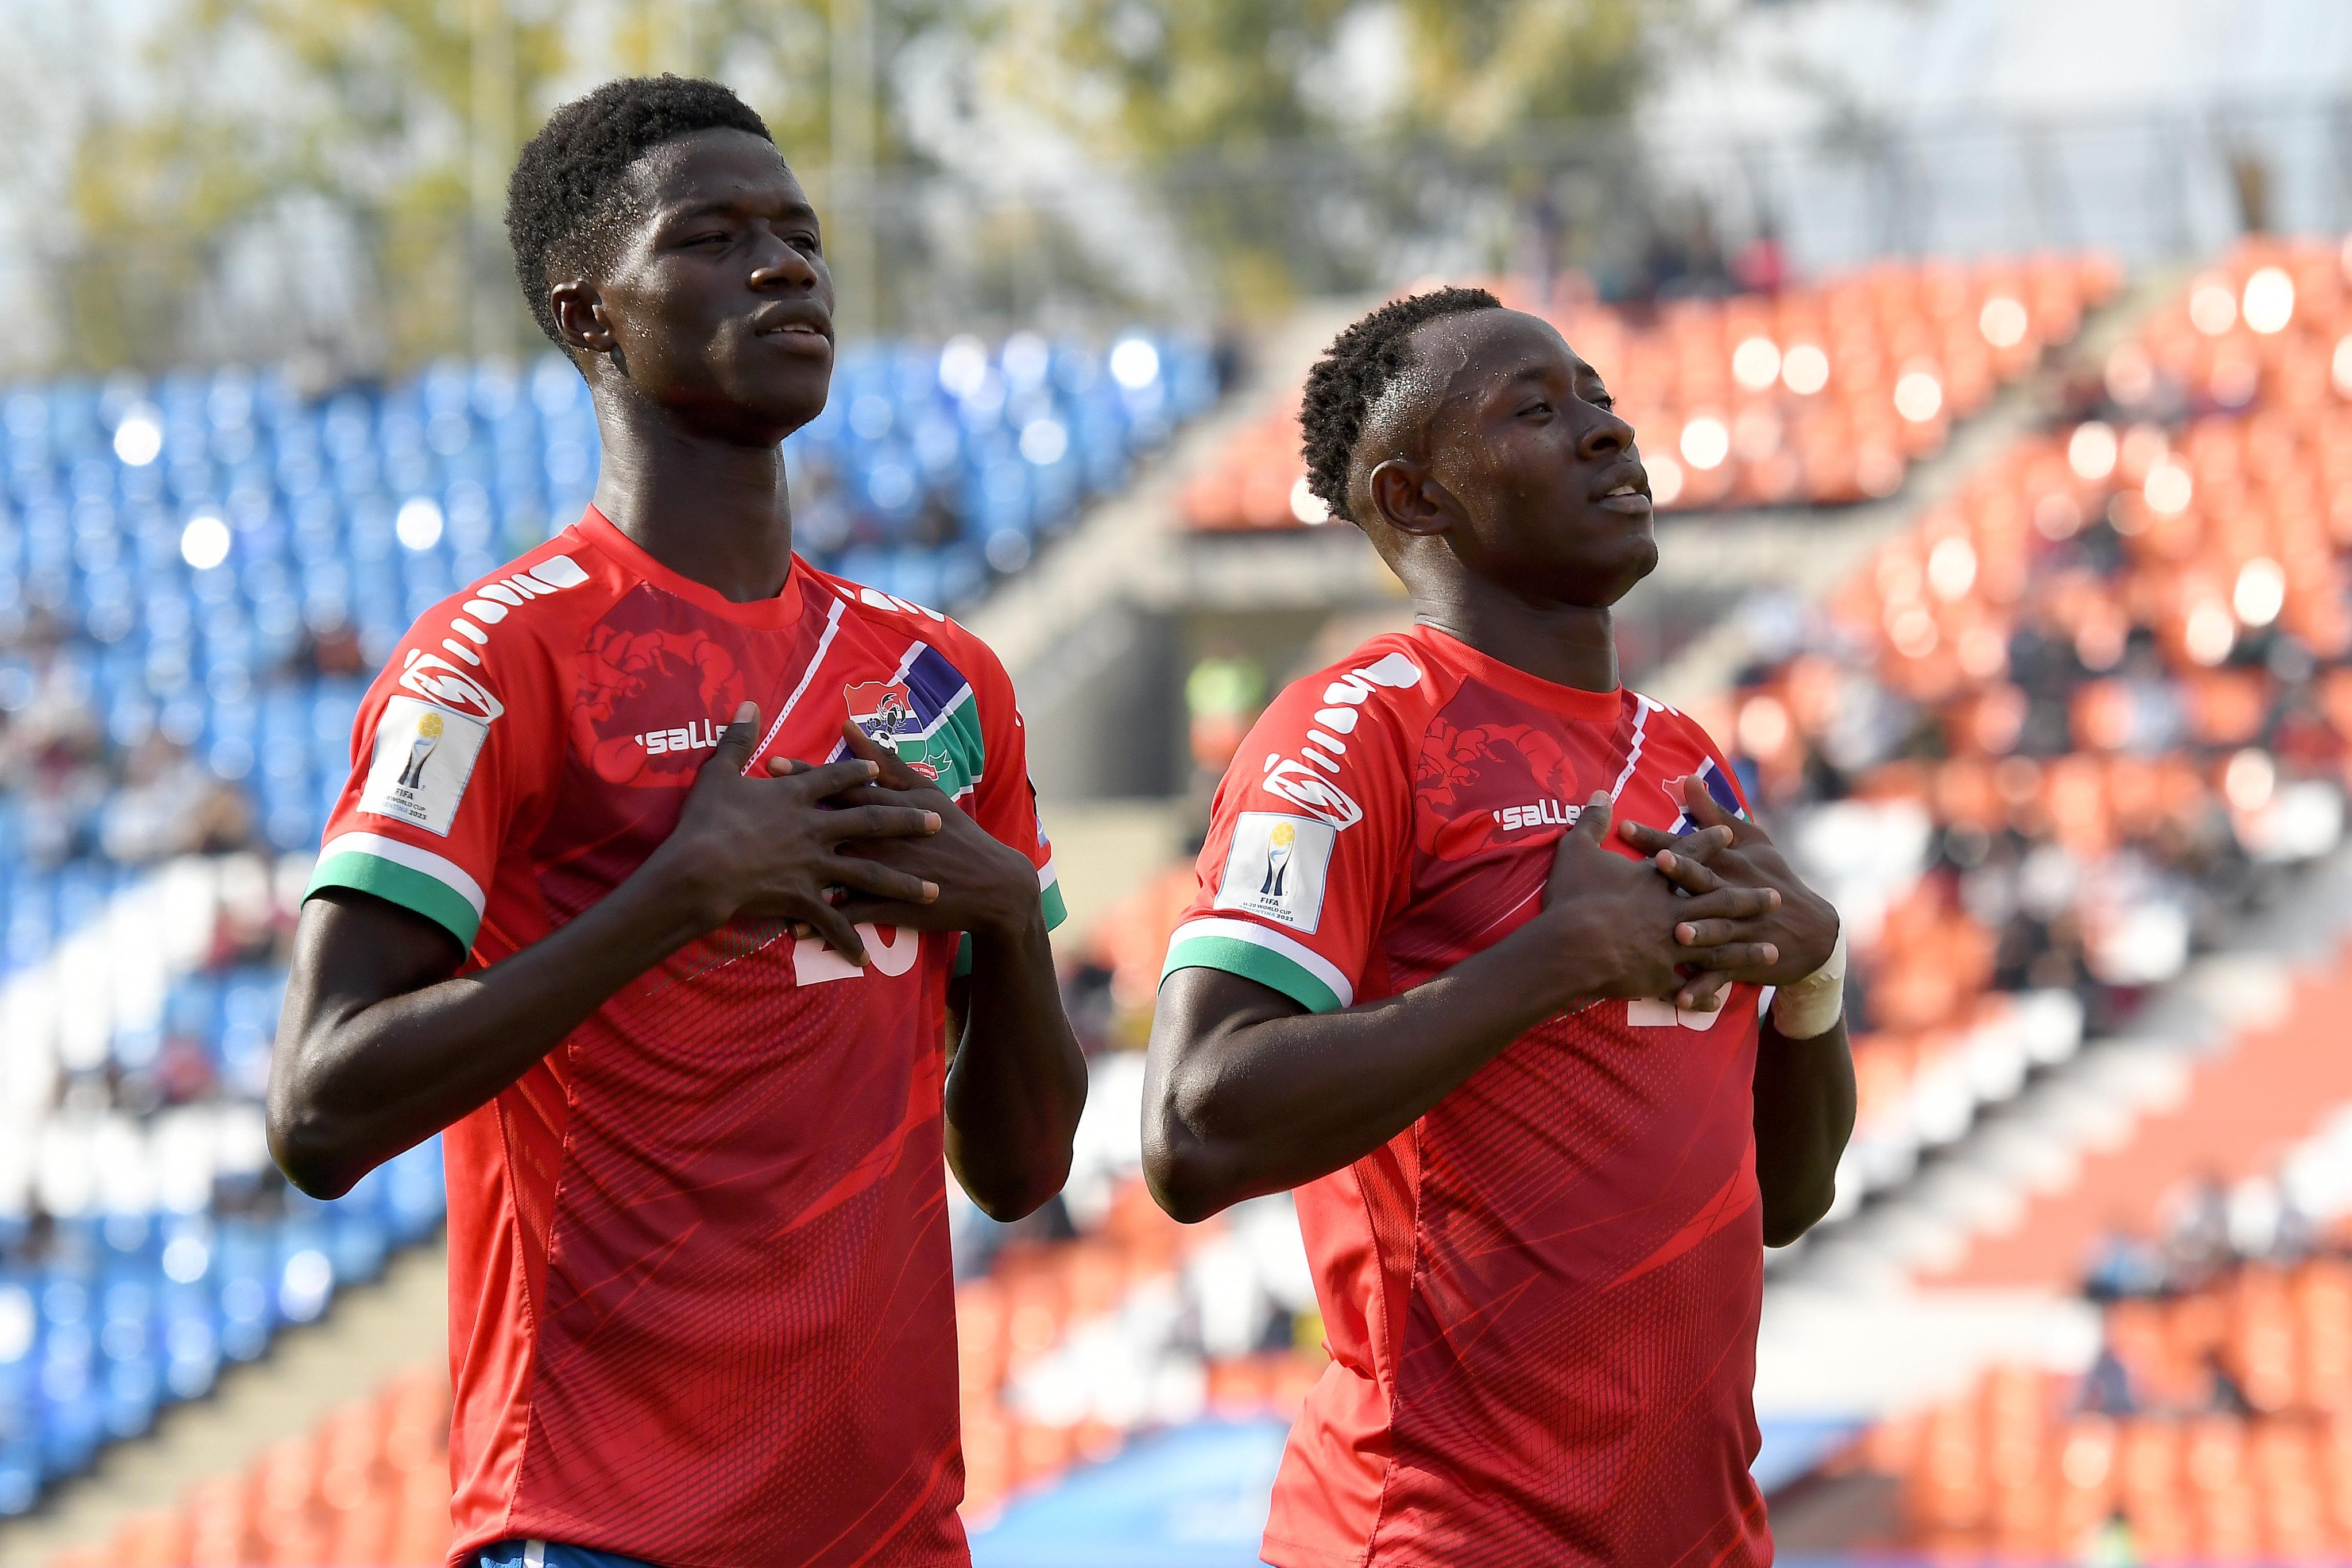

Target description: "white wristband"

left=1769, top=925, right=1847, bottom=1040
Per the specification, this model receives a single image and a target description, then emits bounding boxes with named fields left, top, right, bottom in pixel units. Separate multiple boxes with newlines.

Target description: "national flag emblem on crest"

left=845, top=677, right=939, bottom=780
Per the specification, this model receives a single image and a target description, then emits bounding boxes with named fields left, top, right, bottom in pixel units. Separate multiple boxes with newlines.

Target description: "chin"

left=720, top=370, right=831, bottom=440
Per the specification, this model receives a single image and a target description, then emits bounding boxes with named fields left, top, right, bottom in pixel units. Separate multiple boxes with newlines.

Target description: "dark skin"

left=1144, top=309, right=1854, bottom=1246
left=270, top=129, right=1086, bottom=1219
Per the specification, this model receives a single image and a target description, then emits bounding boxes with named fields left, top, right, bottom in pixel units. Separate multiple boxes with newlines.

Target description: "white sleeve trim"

left=1163, top=915, right=1356, bottom=1009
left=318, top=831, right=488, bottom=916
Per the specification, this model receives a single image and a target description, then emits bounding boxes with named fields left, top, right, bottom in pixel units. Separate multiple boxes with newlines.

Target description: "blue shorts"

left=477, top=1540, right=662, bottom=1568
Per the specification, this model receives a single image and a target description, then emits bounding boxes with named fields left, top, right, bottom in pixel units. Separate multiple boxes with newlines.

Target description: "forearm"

left=271, top=856, right=719, bottom=1196
left=1751, top=1015, right=1855, bottom=1246
left=1146, top=923, right=1589, bottom=1222
left=943, top=908, right=1088, bottom=1221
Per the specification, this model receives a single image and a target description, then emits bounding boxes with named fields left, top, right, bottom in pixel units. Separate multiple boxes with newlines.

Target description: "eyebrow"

left=659, top=195, right=818, bottom=224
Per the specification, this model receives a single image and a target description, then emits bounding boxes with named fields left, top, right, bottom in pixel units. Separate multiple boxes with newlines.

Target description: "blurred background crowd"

left=7, top=2, right=2352, bottom=1566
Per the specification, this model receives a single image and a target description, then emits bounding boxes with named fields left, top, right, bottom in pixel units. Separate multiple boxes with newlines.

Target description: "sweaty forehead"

left=1361, top=309, right=1586, bottom=459
left=1415, top=310, right=1587, bottom=409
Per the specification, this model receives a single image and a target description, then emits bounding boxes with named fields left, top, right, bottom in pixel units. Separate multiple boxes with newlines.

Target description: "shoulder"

left=815, top=560, right=1017, bottom=698
left=380, top=537, right=610, bottom=723
left=1231, top=633, right=1445, bottom=830
left=1258, top=632, right=1447, bottom=749
left=1631, top=691, right=1753, bottom=817
left=1635, top=691, right=1732, bottom=765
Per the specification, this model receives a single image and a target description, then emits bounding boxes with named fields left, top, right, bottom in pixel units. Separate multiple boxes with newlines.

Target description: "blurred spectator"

left=1185, top=649, right=1267, bottom=773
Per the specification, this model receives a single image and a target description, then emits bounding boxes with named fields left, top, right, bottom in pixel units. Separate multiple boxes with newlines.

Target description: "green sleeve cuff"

left=305, top=850, right=481, bottom=950
left=1160, top=929, right=1347, bottom=1014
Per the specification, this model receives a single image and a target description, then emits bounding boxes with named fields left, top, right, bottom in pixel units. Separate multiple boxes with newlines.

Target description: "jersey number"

left=1626, top=998, right=1724, bottom=1031
left=793, top=924, right=922, bottom=984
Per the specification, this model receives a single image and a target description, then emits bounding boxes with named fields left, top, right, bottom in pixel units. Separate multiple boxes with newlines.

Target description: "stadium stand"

left=1646, top=243, right=2352, bottom=1246
left=45, top=1368, right=450, bottom=1568
left=1844, top=1249, right=2352, bottom=1560
left=1177, top=254, right=2122, bottom=529
left=0, top=330, right=1217, bottom=1525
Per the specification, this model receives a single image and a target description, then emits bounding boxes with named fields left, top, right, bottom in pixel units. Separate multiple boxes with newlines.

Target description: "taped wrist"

left=1769, top=924, right=1847, bottom=1040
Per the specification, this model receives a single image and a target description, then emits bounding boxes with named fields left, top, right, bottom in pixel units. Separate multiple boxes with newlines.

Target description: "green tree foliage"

left=982, top=0, right=1669, bottom=313
left=21, top=0, right=1672, bottom=370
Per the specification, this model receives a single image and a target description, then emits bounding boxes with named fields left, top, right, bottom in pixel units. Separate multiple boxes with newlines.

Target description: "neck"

left=586, top=376, right=795, bottom=603
left=1406, top=569, right=1619, bottom=692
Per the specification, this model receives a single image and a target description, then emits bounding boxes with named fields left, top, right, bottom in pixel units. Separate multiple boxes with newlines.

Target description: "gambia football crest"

left=845, top=679, right=945, bottom=780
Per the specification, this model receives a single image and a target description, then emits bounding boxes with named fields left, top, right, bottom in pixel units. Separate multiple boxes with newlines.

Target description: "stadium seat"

left=1179, top=253, right=2118, bottom=531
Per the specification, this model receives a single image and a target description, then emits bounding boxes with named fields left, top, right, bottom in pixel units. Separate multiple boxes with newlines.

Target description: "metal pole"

left=469, top=0, right=514, bottom=358
left=830, top=0, right=877, bottom=340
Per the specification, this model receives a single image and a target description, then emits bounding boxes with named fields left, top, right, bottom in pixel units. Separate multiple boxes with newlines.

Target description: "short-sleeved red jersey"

left=305, top=507, right=1062, bottom=1568
left=1161, top=623, right=1769, bottom=1568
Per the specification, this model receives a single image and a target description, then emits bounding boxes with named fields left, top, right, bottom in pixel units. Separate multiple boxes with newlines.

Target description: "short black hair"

left=506, top=75, right=775, bottom=346
left=1299, top=286, right=1502, bottom=525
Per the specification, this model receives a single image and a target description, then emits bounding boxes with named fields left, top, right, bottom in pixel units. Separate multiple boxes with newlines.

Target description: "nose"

left=748, top=229, right=823, bottom=291
left=1578, top=400, right=1635, bottom=462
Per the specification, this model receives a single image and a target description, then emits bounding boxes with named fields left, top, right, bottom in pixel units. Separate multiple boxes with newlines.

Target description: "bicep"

left=281, top=888, right=467, bottom=1045
left=1146, top=966, right=1310, bottom=1076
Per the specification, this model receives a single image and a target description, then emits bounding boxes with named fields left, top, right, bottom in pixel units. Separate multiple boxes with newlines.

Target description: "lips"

left=1593, top=464, right=1652, bottom=509
left=752, top=303, right=834, bottom=343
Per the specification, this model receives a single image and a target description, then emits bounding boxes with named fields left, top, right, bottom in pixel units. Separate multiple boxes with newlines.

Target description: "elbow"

left=1760, top=1179, right=1838, bottom=1249
left=964, top=1151, right=1074, bottom=1225
left=1140, top=1095, right=1243, bottom=1226
left=265, top=1097, right=366, bottom=1202
left=1143, top=1153, right=1231, bottom=1227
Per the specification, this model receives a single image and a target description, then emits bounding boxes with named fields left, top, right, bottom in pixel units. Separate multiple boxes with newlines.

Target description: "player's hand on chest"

left=648, top=700, right=945, bottom=966
left=781, top=716, right=1039, bottom=941
left=1527, top=789, right=1784, bottom=1005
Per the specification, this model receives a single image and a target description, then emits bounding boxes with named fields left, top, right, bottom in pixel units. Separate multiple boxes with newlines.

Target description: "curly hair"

left=1299, top=287, right=1502, bottom=524
left=506, top=75, right=775, bottom=346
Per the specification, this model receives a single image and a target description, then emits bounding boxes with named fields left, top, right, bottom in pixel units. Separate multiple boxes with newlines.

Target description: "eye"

left=1519, top=398, right=1553, bottom=418
left=1589, top=392, right=1616, bottom=412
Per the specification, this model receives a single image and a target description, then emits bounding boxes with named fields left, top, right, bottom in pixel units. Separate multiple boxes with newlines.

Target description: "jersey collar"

left=1409, top=622, right=1624, bottom=722
left=575, top=505, right=808, bottom=629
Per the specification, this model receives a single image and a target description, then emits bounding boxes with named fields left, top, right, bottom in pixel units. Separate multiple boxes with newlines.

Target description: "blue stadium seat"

left=0, top=330, right=1220, bottom=1512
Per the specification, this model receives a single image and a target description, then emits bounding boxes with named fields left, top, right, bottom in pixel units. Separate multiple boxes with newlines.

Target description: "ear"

left=551, top=279, right=617, bottom=358
left=1366, top=456, right=1454, bottom=540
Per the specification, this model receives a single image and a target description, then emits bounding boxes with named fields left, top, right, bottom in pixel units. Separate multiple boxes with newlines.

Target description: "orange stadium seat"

left=1181, top=253, right=2116, bottom=531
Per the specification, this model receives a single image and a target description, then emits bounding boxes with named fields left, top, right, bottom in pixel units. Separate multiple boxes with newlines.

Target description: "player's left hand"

left=769, top=720, right=1042, bottom=939
left=1618, top=776, right=1840, bottom=1012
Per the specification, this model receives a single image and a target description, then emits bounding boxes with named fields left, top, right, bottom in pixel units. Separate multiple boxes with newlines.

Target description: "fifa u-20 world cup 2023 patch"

left=358, top=695, right=492, bottom=837
left=1214, top=811, right=1337, bottom=934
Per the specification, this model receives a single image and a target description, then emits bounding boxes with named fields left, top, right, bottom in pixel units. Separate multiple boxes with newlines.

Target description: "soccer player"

left=268, top=78, right=1086, bottom=1568
left=1143, top=288, right=1857, bottom=1566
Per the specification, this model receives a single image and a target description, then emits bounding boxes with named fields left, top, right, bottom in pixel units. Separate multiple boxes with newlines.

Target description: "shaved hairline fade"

left=505, top=74, right=776, bottom=347
left=1298, top=286, right=1503, bottom=526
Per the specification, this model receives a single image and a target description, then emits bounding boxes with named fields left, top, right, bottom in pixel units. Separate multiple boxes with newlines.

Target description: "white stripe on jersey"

left=1165, top=915, right=1357, bottom=1008
left=1608, top=694, right=1661, bottom=802
left=317, top=831, right=488, bottom=915
left=753, top=596, right=846, bottom=764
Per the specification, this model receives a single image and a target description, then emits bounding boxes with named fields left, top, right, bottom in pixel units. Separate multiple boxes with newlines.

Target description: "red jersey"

left=305, top=508, right=1063, bottom=1568
left=1161, top=624, right=1769, bottom=1568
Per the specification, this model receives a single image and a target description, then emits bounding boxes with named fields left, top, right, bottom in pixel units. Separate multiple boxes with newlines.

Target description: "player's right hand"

left=655, top=701, right=943, bottom=964
left=1539, top=792, right=1781, bottom=1003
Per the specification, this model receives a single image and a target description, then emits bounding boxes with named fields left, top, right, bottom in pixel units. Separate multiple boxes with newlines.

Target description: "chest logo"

left=636, top=718, right=724, bottom=757
left=845, top=677, right=945, bottom=781
left=1495, top=800, right=1582, bottom=833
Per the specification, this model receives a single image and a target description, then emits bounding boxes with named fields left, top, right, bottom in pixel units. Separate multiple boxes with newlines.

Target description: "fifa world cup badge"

left=1216, top=811, right=1335, bottom=933
left=359, top=696, right=491, bottom=837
